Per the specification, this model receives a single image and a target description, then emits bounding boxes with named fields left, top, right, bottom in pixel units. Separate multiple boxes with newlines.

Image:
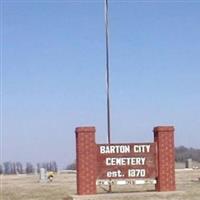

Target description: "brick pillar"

left=154, top=126, right=176, bottom=191
left=76, top=127, right=97, bottom=195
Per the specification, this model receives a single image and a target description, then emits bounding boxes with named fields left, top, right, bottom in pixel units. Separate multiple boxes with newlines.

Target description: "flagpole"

left=104, top=0, right=112, bottom=193
left=104, top=0, right=111, bottom=145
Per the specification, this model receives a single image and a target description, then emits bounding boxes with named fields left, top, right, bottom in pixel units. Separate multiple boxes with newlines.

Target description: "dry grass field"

left=1, top=169, right=200, bottom=200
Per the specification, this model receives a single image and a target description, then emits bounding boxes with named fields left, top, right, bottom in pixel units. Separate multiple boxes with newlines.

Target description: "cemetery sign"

left=97, top=143, right=156, bottom=179
left=75, top=126, right=176, bottom=195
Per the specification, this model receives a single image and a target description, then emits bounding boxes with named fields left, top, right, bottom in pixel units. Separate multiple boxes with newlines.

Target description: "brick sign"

left=97, top=143, right=156, bottom=179
left=75, top=126, right=176, bottom=195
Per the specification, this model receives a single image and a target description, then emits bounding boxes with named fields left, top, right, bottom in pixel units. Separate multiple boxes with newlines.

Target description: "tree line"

left=0, top=161, right=57, bottom=175
left=66, top=146, right=200, bottom=170
left=1, top=146, right=199, bottom=173
left=175, top=146, right=200, bottom=162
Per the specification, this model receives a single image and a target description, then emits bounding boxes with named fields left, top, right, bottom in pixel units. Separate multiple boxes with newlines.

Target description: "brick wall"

left=75, top=126, right=176, bottom=195
left=76, top=127, right=97, bottom=195
left=154, top=126, right=176, bottom=191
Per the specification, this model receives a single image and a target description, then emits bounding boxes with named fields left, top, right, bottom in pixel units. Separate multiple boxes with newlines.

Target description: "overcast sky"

left=1, top=0, right=200, bottom=168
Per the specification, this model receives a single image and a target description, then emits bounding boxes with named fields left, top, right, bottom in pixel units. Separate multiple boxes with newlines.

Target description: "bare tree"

left=176, top=146, right=200, bottom=162
left=3, top=162, right=12, bottom=174
left=37, top=161, right=58, bottom=172
left=26, top=162, right=34, bottom=174
left=16, top=162, right=23, bottom=174
left=0, top=164, right=3, bottom=174
left=11, top=162, right=17, bottom=174
left=52, top=161, right=58, bottom=172
left=37, top=163, right=41, bottom=173
left=66, top=161, right=76, bottom=170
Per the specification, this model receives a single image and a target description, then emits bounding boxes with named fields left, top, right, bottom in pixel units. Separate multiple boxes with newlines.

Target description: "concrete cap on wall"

left=75, top=127, right=96, bottom=133
left=153, top=126, right=175, bottom=132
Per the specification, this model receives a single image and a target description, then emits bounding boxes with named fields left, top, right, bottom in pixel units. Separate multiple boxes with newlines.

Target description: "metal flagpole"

left=104, top=0, right=112, bottom=193
left=104, top=0, right=111, bottom=145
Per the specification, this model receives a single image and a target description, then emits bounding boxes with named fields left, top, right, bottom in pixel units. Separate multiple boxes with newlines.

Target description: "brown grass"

left=1, top=170, right=200, bottom=200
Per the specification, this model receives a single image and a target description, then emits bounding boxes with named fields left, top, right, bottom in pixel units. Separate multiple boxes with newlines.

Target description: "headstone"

left=185, top=158, right=193, bottom=169
left=39, top=168, right=47, bottom=182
